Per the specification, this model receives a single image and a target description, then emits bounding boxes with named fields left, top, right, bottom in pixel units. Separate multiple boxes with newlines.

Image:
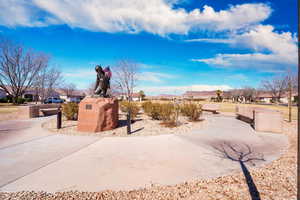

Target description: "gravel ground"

left=42, top=112, right=208, bottom=137
left=0, top=119, right=296, bottom=199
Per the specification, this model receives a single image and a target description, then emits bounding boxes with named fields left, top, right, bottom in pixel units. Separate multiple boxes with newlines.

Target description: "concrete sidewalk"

left=0, top=117, right=53, bottom=149
left=0, top=115, right=288, bottom=192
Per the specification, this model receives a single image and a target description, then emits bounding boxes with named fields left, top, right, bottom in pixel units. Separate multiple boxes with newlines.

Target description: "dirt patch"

left=42, top=112, right=208, bottom=137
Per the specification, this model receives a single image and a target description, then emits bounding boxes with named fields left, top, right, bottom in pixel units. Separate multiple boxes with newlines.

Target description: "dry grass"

left=0, top=103, right=19, bottom=114
left=204, top=101, right=298, bottom=120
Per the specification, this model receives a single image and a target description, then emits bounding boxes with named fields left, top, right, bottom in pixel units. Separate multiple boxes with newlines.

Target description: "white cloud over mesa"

left=135, top=84, right=232, bottom=95
left=190, top=25, right=298, bottom=69
left=137, top=72, right=177, bottom=83
left=0, top=1, right=271, bottom=35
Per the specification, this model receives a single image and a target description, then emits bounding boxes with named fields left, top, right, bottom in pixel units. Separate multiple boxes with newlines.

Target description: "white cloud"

left=135, top=84, right=232, bottom=95
left=185, top=38, right=234, bottom=44
left=0, top=1, right=271, bottom=35
left=227, top=74, right=248, bottom=81
left=193, top=53, right=285, bottom=67
left=63, top=69, right=95, bottom=78
left=138, top=72, right=176, bottom=83
left=0, top=0, right=59, bottom=27
left=191, top=25, right=298, bottom=69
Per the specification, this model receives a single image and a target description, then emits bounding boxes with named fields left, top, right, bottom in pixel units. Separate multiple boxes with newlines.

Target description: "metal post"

left=57, top=108, right=62, bottom=129
left=127, top=110, right=131, bottom=134
left=288, top=81, right=292, bottom=122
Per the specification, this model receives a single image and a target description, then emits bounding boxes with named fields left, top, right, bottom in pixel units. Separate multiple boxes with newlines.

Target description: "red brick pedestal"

left=77, top=97, right=118, bottom=132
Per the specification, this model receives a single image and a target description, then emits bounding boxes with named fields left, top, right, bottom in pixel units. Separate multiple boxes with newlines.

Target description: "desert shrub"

left=159, top=98, right=171, bottom=101
left=158, top=103, right=174, bottom=121
left=180, top=103, right=202, bottom=121
left=159, top=103, right=180, bottom=127
left=141, top=102, right=163, bottom=120
left=141, top=101, right=153, bottom=114
left=120, top=101, right=140, bottom=120
left=142, top=101, right=180, bottom=127
left=148, top=102, right=161, bottom=120
left=62, top=102, right=78, bottom=120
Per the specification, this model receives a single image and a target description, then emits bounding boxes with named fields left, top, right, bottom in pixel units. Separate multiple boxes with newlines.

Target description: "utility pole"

left=288, top=80, right=292, bottom=122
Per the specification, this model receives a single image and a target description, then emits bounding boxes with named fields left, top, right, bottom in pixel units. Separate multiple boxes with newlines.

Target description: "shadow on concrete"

left=211, top=141, right=265, bottom=200
left=117, top=119, right=142, bottom=128
left=131, top=127, right=145, bottom=134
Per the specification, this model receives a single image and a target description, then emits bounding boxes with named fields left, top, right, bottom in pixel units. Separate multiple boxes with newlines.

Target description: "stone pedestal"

left=77, top=97, right=118, bottom=132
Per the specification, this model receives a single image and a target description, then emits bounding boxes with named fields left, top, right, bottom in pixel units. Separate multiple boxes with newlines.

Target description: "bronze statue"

left=94, top=65, right=110, bottom=97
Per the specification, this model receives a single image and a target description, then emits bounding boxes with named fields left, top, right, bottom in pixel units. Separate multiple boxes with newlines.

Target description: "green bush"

left=16, top=97, right=26, bottom=104
left=180, top=103, right=202, bottom=121
left=25, top=98, right=32, bottom=102
left=120, top=101, right=140, bottom=120
left=62, top=102, right=79, bottom=120
left=0, top=97, right=8, bottom=103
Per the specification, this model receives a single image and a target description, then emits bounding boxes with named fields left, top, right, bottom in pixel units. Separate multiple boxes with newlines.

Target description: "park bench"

left=38, top=104, right=61, bottom=117
left=40, top=108, right=59, bottom=116
left=202, top=104, right=220, bottom=114
left=18, top=104, right=61, bottom=118
left=236, top=106, right=283, bottom=133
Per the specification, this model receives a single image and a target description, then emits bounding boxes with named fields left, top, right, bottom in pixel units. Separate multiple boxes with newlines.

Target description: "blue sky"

left=0, top=0, right=298, bottom=95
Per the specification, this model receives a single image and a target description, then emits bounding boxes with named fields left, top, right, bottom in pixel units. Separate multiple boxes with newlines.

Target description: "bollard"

left=57, top=108, right=62, bottom=129
left=127, top=110, right=131, bottom=134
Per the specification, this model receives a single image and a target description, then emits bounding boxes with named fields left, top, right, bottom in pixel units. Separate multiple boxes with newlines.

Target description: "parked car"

left=44, top=97, right=64, bottom=104
left=67, top=97, right=81, bottom=103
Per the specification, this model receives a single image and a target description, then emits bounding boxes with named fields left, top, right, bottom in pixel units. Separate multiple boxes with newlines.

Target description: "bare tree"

left=241, top=87, right=257, bottom=103
left=230, top=89, right=243, bottom=103
left=60, top=83, right=77, bottom=97
left=0, top=39, right=49, bottom=103
left=285, top=69, right=298, bottom=122
left=113, top=60, right=139, bottom=101
left=87, top=81, right=96, bottom=96
left=261, top=75, right=287, bottom=103
left=33, top=66, right=64, bottom=103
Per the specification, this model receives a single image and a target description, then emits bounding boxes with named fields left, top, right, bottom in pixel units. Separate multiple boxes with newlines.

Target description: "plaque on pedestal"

left=77, top=97, right=118, bottom=132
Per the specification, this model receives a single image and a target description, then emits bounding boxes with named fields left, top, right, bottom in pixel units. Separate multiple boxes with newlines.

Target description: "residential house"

left=256, top=92, right=273, bottom=103
left=57, top=89, right=86, bottom=102
left=114, top=92, right=142, bottom=101
left=278, top=91, right=298, bottom=104
left=256, top=91, right=298, bottom=103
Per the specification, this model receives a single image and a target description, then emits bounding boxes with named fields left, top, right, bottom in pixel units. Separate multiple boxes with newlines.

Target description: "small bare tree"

left=60, top=83, right=77, bottom=97
left=33, top=66, right=64, bottom=103
left=0, top=39, right=49, bottom=103
left=230, top=89, right=243, bottom=103
left=87, top=81, right=96, bottom=96
left=285, top=69, right=298, bottom=122
left=241, top=87, right=257, bottom=103
left=261, top=75, right=287, bottom=103
left=113, top=60, right=139, bottom=101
